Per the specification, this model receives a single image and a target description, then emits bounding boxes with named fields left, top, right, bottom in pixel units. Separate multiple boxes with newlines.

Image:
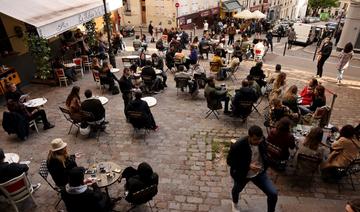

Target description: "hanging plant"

left=103, top=12, right=113, bottom=34
left=84, top=20, right=96, bottom=46
left=26, top=33, right=52, bottom=80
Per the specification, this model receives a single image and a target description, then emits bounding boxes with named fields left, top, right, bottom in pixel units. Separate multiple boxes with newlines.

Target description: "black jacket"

left=81, top=98, right=105, bottom=121
left=0, top=162, right=29, bottom=183
left=47, top=156, right=77, bottom=187
left=249, top=67, right=266, bottom=80
left=5, top=89, right=24, bottom=102
left=141, top=66, right=156, bottom=80
left=2, top=111, right=29, bottom=140
left=119, top=75, right=133, bottom=94
left=62, top=184, right=109, bottom=212
left=227, top=136, right=268, bottom=181
left=126, top=99, right=154, bottom=129
left=320, top=43, right=333, bottom=58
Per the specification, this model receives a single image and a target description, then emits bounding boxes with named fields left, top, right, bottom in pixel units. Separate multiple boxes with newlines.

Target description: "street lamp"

left=103, top=0, right=116, bottom=68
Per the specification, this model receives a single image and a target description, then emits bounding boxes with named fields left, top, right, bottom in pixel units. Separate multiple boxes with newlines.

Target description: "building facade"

left=268, top=0, right=307, bottom=20
left=322, top=0, right=350, bottom=18
left=337, top=0, right=360, bottom=51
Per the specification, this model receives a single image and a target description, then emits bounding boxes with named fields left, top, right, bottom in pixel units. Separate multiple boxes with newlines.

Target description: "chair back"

left=205, top=93, right=222, bottom=111
left=122, top=58, right=132, bottom=67
left=39, top=159, right=60, bottom=192
left=175, top=77, right=189, bottom=89
left=141, top=75, right=154, bottom=86
left=342, top=158, right=360, bottom=176
left=296, top=153, right=322, bottom=175
left=265, top=141, right=283, bottom=161
left=81, top=55, right=90, bottom=63
left=0, top=173, right=33, bottom=203
left=234, top=100, right=253, bottom=118
left=127, top=184, right=158, bottom=205
left=210, top=62, right=220, bottom=73
left=92, top=70, right=101, bottom=81
left=312, top=106, right=330, bottom=127
left=127, top=111, right=149, bottom=129
left=73, top=58, right=82, bottom=66
left=55, top=68, right=66, bottom=78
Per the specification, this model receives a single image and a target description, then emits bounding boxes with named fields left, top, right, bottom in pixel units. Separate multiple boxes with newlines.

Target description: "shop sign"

left=200, top=10, right=210, bottom=17
left=37, top=5, right=105, bottom=38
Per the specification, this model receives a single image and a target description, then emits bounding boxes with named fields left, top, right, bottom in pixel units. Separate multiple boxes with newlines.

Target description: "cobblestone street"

left=1, top=41, right=360, bottom=212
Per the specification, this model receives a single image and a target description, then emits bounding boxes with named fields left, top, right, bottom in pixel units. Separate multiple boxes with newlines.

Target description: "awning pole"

left=103, top=0, right=117, bottom=68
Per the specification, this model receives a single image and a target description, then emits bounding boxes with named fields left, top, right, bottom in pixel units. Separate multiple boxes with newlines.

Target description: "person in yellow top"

left=211, top=50, right=227, bottom=80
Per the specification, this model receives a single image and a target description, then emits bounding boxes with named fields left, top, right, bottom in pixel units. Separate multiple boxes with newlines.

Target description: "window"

left=123, top=0, right=131, bottom=12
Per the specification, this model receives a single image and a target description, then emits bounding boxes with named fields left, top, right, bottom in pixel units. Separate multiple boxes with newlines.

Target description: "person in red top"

left=267, top=117, right=296, bottom=161
left=300, top=78, right=318, bottom=106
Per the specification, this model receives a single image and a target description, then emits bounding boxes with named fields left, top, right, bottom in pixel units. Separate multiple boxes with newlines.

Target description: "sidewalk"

left=303, top=44, right=360, bottom=61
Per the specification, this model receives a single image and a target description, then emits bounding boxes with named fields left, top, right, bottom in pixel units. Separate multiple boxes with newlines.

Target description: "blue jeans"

left=337, top=68, right=344, bottom=81
left=232, top=172, right=278, bottom=212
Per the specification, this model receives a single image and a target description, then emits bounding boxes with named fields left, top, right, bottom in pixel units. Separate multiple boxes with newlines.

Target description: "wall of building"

left=337, top=0, right=360, bottom=51
left=121, top=0, right=142, bottom=26
left=0, top=14, right=28, bottom=55
left=146, top=0, right=177, bottom=28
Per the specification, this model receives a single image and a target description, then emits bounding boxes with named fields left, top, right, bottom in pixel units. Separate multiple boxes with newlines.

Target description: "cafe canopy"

left=0, top=0, right=122, bottom=39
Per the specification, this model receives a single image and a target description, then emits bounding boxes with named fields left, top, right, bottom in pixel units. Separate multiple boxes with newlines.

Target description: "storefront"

left=178, top=7, right=219, bottom=30
left=222, top=0, right=243, bottom=18
left=0, top=0, right=122, bottom=88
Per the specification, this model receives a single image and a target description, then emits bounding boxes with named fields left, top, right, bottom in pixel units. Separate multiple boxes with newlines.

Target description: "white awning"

left=0, top=0, right=122, bottom=39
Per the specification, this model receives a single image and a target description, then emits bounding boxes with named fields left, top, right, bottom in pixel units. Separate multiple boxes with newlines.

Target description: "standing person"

left=266, top=30, right=273, bottom=52
left=227, top=23, right=237, bottom=46
left=336, top=42, right=354, bottom=84
left=203, top=20, right=209, bottom=34
left=119, top=68, right=134, bottom=118
left=148, top=21, right=154, bottom=42
left=277, top=25, right=284, bottom=42
left=287, top=28, right=296, bottom=49
left=316, top=37, right=333, bottom=78
left=227, top=125, right=278, bottom=212
left=255, top=22, right=262, bottom=39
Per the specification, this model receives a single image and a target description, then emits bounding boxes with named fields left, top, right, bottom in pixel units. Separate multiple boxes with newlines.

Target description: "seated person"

left=61, top=167, right=111, bottom=212
left=221, top=56, right=240, bottom=77
left=53, top=57, right=78, bottom=82
left=210, top=50, right=225, bottom=79
left=267, top=117, right=296, bottom=161
left=100, top=62, right=119, bottom=94
left=268, top=64, right=282, bottom=84
left=165, top=46, right=176, bottom=70
left=321, top=125, right=360, bottom=180
left=155, top=39, right=165, bottom=51
left=133, top=35, right=142, bottom=51
left=140, top=34, right=148, bottom=51
left=188, top=45, right=198, bottom=65
left=267, top=98, right=298, bottom=127
left=7, top=99, right=55, bottom=130
left=231, top=80, right=257, bottom=118
left=169, top=37, right=181, bottom=52
left=0, top=148, right=41, bottom=190
left=4, top=82, right=27, bottom=103
left=138, top=50, right=147, bottom=67
left=282, top=85, right=300, bottom=115
left=47, top=138, right=78, bottom=188
left=215, top=43, right=227, bottom=58
left=299, top=85, right=326, bottom=115
left=151, top=53, right=167, bottom=87
left=198, top=37, right=210, bottom=59
left=174, top=49, right=187, bottom=69
left=296, top=127, right=326, bottom=161
left=66, top=86, right=81, bottom=115
left=141, top=60, right=164, bottom=92
left=204, top=77, right=230, bottom=114
left=81, top=89, right=106, bottom=124
left=232, top=45, right=243, bottom=62
left=269, top=72, right=287, bottom=101
left=174, top=65, right=197, bottom=94
left=249, top=62, right=266, bottom=87
left=121, top=162, right=159, bottom=203
left=126, top=91, right=159, bottom=131
left=246, top=75, right=261, bottom=100
left=300, top=78, right=319, bottom=106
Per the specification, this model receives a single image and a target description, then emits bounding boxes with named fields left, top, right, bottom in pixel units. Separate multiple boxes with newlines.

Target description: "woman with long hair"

left=270, top=72, right=287, bottom=100
left=300, top=78, right=318, bottom=106
left=336, top=42, right=354, bottom=84
left=282, top=85, right=299, bottom=114
left=47, top=138, right=78, bottom=188
left=65, top=86, right=81, bottom=114
left=297, top=127, right=325, bottom=159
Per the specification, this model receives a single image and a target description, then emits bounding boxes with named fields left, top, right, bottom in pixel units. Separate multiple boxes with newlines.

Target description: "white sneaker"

left=232, top=202, right=241, bottom=212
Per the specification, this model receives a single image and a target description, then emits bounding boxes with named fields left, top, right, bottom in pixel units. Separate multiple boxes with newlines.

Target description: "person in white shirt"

left=203, top=20, right=209, bottom=34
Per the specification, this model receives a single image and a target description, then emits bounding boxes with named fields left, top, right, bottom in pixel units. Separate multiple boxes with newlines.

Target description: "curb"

left=302, top=47, right=360, bottom=61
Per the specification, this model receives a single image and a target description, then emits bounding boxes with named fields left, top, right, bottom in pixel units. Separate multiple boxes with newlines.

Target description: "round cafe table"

left=63, top=63, right=76, bottom=68
left=95, top=96, right=109, bottom=105
left=110, top=68, right=120, bottom=73
left=141, top=97, right=157, bottom=107
left=23, top=98, right=47, bottom=108
left=4, top=153, right=20, bottom=163
left=155, top=69, right=162, bottom=75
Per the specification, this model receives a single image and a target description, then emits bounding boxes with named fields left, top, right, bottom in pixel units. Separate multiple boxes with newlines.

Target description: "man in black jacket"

left=62, top=167, right=111, bottom=212
left=119, top=68, right=134, bottom=117
left=316, top=37, right=333, bottom=78
left=249, top=62, right=266, bottom=88
left=141, top=60, right=163, bottom=92
left=227, top=125, right=277, bottom=212
left=231, top=80, right=258, bottom=118
left=81, top=89, right=106, bottom=123
left=0, top=148, right=41, bottom=190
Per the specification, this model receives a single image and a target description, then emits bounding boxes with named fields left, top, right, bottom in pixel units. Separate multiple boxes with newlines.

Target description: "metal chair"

left=58, top=107, right=82, bottom=136
left=81, top=55, right=91, bottom=73
left=226, top=64, right=239, bottom=83
left=38, top=160, right=62, bottom=209
left=127, top=111, right=151, bottom=141
left=337, top=158, right=360, bottom=192
left=174, top=77, right=189, bottom=95
left=293, top=153, right=322, bottom=188
left=0, top=173, right=37, bottom=212
left=28, top=119, right=39, bottom=134
left=54, top=68, right=68, bottom=87
left=92, top=70, right=104, bottom=93
left=141, top=75, right=155, bottom=94
left=122, top=57, right=133, bottom=68
left=209, top=61, right=221, bottom=76
left=73, top=58, right=84, bottom=77
left=125, top=184, right=158, bottom=212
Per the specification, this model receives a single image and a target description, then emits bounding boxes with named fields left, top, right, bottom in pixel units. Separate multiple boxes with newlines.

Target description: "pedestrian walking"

left=336, top=42, right=354, bottom=84
left=316, top=37, right=333, bottom=78
left=148, top=21, right=154, bottom=42
left=287, top=28, right=296, bottom=49
left=227, top=23, right=237, bottom=46
left=266, top=30, right=273, bottom=52
left=203, top=20, right=209, bottom=34
left=255, top=22, right=262, bottom=39
left=227, top=125, right=278, bottom=212
left=277, top=25, right=284, bottom=43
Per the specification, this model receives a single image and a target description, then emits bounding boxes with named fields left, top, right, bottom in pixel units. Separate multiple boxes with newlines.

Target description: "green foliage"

left=84, top=20, right=96, bottom=46
left=26, top=34, right=52, bottom=80
left=103, top=13, right=112, bottom=34
left=308, top=0, right=338, bottom=10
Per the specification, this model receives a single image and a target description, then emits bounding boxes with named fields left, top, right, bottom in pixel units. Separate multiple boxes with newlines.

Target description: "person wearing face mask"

left=227, top=125, right=277, bottom=212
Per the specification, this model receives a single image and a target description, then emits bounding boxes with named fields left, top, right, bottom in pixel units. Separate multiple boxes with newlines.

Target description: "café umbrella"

left=252, top=10, right=266, bottom=19
left=233, top=10, right=253, bottom=19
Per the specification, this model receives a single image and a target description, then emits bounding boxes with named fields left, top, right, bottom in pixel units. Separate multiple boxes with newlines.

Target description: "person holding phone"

left=227, top=125, right=277, bottom=212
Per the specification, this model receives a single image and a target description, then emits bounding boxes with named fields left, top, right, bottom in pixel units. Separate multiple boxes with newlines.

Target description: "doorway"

left=141, top=0, right=146, bottom=25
